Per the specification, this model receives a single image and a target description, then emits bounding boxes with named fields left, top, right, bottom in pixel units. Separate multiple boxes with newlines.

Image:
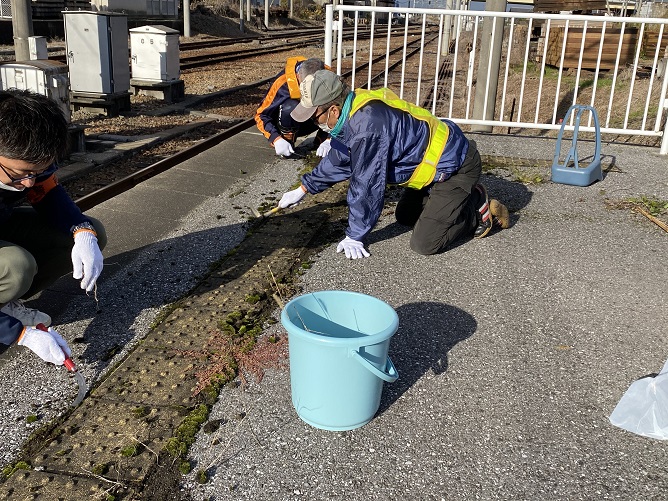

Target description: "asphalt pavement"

left=180, top=133, right=668, bottom=500
left=0, top=127, right=666, bottom=500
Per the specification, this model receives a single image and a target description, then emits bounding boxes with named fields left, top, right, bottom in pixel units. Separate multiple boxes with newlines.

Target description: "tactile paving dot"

left=2, top=184, right=352, bottom=499
left=143, top=310, right=221, bottom=351
left=0, top=470, right=115, bottom=499
left=91, top=348, right=196, bottom=406
left=31, top=399, right=183, bottom=482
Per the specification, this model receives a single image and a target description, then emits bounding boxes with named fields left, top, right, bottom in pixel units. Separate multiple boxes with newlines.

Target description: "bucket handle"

left=351, top=350, right=399, bottom=383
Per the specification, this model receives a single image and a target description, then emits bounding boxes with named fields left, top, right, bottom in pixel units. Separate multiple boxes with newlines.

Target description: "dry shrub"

left=181, top=328, right=288, bottom=396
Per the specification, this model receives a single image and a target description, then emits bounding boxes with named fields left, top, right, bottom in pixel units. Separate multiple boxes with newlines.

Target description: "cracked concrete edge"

left=0, top=184, right=349, bottom=500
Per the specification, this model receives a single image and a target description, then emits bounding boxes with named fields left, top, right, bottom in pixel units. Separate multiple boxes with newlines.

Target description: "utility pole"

left=442, top=0, right=452, bottom=56
left=265, top=0, right=269, bottom=30
left=471, top=0, right=506, bottom=133
left=239, top=0, right=244, bottom=32
left=11, top=0, right=32, bottom=61
left=183, top=0, right=191, bottom=37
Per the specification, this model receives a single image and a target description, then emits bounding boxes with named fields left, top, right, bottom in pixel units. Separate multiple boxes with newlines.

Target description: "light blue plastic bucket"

left=281, top=290, right=399, bottom=431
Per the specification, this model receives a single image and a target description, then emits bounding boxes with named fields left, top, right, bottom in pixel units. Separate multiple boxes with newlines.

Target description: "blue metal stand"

left=551, top=105, right=603, bottom=187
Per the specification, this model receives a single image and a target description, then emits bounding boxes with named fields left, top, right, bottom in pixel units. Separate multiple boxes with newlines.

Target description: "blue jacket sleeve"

left=302, top=130, right=390, bottom=242
left=0, top=314, right=24, bottom=346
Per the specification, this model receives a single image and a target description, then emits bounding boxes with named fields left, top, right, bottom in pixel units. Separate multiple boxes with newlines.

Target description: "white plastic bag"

left=609, top=358, right=668, bottom=440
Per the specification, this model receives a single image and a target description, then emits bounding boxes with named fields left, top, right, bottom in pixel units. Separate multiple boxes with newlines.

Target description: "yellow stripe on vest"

left=286, top=56, right=307, bottom=99
left=350, top=88, right=449, bottom=189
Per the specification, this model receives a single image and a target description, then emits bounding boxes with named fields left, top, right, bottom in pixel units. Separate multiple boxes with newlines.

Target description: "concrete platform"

left=0, top=125, right=666, bottom=500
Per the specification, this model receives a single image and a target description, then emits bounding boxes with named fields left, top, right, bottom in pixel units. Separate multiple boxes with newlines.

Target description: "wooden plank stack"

left=535, top=1, right=607, bottom=11
left=544, top=26, right=639, bottom=70
left=643, top=31, right=668, bottom=59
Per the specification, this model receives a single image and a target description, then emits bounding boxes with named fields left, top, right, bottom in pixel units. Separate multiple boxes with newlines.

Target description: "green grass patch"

left=196, top=469, right=208, bottom=484
left=165, top=404, right=210, bottom=458
left=92, top=463, right=109, bottom=475
left=623, top=195, right=668, bottom=216
left=120, top=443, right=143, bottom=458
left=2, top=461, right=30, bottom=480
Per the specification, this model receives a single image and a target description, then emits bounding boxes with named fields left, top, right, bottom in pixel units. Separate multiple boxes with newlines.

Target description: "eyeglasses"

left=0, top=162, right=41, bottom=184
left=311, top=107, right=329, bottom=124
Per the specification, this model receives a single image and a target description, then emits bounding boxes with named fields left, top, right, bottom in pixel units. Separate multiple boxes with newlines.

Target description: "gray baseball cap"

left=291, top=70, right=343, bottom=122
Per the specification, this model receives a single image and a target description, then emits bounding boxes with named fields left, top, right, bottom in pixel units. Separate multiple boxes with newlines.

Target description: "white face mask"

left=0, top=181, right=24, bottom=192
left=318, top=122, right=333, bottom=133
left=318, top=109, right=333, bottom=133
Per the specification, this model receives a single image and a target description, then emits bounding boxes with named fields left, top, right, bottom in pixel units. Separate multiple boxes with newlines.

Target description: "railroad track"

left=70, top=31, right=444, bottom=211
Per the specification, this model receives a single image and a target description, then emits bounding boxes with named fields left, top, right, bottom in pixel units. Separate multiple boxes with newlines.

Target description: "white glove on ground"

left=71, top=230, right=103, bottom=292
left=274, top=137, right=295, bottom=157
left=336, top=237, right=370, bottom=259
left=316, top=139, right=332, bottom=157
left=278, top=186, right=307, bottom=208
left=18, top=326, right=71, bottom=365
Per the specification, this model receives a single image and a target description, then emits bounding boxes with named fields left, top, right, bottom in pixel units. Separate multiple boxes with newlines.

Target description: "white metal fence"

left=325, top=5, right=668, bottom=153
left=0, top=0, right=11, bottom=19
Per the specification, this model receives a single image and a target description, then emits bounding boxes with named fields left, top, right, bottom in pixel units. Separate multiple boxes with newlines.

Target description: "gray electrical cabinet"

left=0, top=61, right=70, bottom=122
left=63, top=11, right=130, bottom=95
left=130, top=25, right=180, bottom=82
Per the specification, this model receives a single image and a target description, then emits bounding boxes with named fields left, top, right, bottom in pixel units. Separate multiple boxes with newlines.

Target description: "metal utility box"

left=130, top=25, right=180, bottom=82
left=0, top=60, right=70, bottom=122
left=29, top=36, right=48, bottom=60
left=63, top=11, right=130, bottom=94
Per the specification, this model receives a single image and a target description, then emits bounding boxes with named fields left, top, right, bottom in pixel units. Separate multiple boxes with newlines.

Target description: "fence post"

left=325, top=4, right=334, bottom=68
left=661, top=104, right=668, bottom=154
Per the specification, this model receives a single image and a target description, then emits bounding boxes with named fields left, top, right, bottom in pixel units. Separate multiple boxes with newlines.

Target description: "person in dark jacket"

left=0, top=89, right=106, bottom=365
left=277, top=70, right=510, bottom=258
left=255, top=57, right=332, bottom=157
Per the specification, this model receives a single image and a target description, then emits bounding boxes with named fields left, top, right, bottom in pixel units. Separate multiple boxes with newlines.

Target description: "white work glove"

left=274, top=137, right=295, bottom=157
left=336, top=237, right=370, bottom=259
left=71, top=230, right=103, bottom=292
left=316, top=139, right=332, bottom=157
left=278, top=186, right=307, bottom=208
left=18, top=326, right=71, bottom=365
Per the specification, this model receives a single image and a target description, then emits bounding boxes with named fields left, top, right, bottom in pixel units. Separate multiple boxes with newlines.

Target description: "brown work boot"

left=490, top=199, right=510, bottom=229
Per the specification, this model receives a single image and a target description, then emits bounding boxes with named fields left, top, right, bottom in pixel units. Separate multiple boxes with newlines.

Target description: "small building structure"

left=129, top=25, right=184, bottom=103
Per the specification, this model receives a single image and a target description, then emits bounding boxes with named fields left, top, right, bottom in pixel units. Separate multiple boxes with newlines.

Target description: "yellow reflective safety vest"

left=285, top=56, right=307, bottom=99
left=350, top=88, right=449, bottom=189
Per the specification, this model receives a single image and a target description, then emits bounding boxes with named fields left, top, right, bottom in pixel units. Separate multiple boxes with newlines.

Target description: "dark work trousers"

left=395, top=139, right=482, bottom=255
left=0, top=208, right=107, bottom=302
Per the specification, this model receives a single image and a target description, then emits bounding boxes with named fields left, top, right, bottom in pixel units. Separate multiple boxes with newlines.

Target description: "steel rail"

left=73, top=31, right=439, bottom=211
left=75, top=118, right=256, bottom=212
left=180, top=27, right=430, bottom=69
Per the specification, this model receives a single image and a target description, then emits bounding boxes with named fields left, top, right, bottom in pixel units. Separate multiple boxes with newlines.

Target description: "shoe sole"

left=490, top=199, right=510, bottom=229
left=473, top=185, right=492, bottom=239
left=474, top=224, right=492, bottom=239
